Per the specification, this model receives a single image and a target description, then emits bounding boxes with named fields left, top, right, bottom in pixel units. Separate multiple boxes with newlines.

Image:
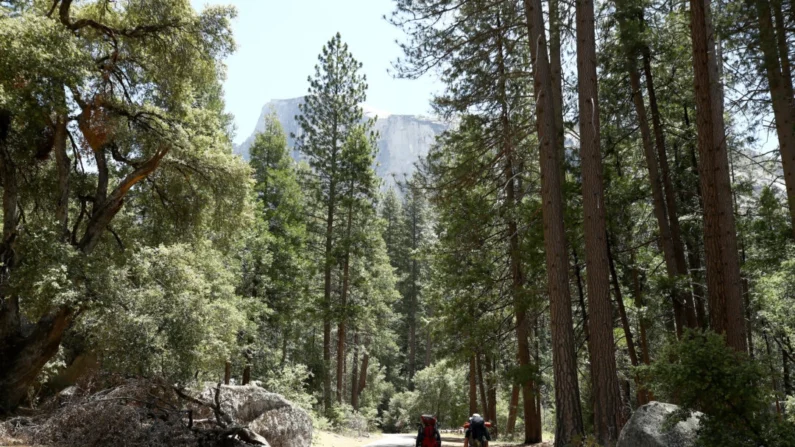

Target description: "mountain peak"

left=234, top=97, right=450, bottom=185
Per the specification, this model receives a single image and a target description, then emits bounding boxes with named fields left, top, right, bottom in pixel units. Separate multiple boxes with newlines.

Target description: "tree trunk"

left=351, top=332, right=360, bottom=410
left=506, top=384, right=520, bottom=435
left=575, top=0, right=625, bottom=440
left=0, top=307, right=73, bottom=412
left=486, top=355, right=497, bottom=436
left=572, top=249, right=589, bottom=343
left=469, top=354, right=478, bottom=415
left=357, top=352, right=369, bottom=402
left=425, top=309, right=433, bottom=368
left=608, top=238, right=648, bottom=406
left=689, top=0, right=748, bottom=352
left=337, top=205, right=353, bottom=404
left=549, top=0, right=565, bottom=166
left=631, top=252, right=654, bottom=402
left=323, top=184, right=336, bottom=412
left=477, top=354, right=489, bottom=419
left=495, top=18, right=542, bottom=443
left=641, top=46, right=698, bottom=330
left=755, top=0, right=795, bottom=237
left=523, top=0, right=584, bottom=443
left=224, top=361, right=231, bottom=385
left=409, top=206, right=418, bottom=387
left=783, top=346, right=791, bottom=397
left=242, top=364, right=251, bottom=385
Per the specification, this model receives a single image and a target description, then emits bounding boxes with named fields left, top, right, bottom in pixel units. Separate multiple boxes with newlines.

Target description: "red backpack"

left=417, top=415, right=441, bottom=447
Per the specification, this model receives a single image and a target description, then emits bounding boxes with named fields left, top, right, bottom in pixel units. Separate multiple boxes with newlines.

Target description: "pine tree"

left=247, top=112, right=308, bottom=367
left=294, top=32, right=374, bottom=411
left=574, top=0, right=625, bottom=441
left=522, top=0, right=585, bottom=443
left=688, top=0, right=748, bottom=352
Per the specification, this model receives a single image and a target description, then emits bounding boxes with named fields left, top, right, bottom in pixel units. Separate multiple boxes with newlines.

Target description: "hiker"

left=416, top=414, right=442, bottom=447
left=463, top=413, right=490, bottom=447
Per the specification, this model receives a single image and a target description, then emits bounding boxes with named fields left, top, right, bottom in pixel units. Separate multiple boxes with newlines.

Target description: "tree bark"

left=351, top=332, right=360, bottom=410
left=357, top=352, right=369, bottom=402
left=477, top=354, right=489, bottom=419
left=608, top=237, right=648, bottom=406
left=337, top=204, right=353, bottom=404
left=322, top=177, right=336, bottom=412
left=506, top=384, right=520, bottom=435
left=485, top=355, right=497, bottom=437
left=494, top=17, right=542, bottom=442
left=575, top=0, right=625, bottom=440
left=469, top=354, right=478, bottom=415
left=689, top=0, right=748, bottom=352
left=523, top=0, right=584, bottom=444
left=572, top=249, right=589, bottom=343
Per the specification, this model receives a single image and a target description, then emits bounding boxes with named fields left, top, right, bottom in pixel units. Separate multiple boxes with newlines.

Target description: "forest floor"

left=315, top=430, right=385, bottom=447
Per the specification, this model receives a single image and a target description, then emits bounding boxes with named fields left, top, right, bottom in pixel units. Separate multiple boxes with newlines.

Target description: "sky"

left=190, top=0, right=441, bottom=144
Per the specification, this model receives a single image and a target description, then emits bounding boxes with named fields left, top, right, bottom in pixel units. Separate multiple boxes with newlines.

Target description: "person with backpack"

left=416, top=414, right=442, bottom=447
left=463, top=413, right=490, bottom=447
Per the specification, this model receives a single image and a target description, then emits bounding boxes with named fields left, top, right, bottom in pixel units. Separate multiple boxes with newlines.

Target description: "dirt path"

left=363, top=433, right=415, bottom=447
left=314, top=430, right=385, bottom=447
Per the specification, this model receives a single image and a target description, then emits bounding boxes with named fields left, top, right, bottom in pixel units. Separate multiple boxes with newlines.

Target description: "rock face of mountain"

left=235, top=97, right=449, bottom=183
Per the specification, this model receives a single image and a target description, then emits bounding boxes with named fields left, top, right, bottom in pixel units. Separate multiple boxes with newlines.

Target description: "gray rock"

left=234, top=97, right=451, bottom=188
left=617, top=401, right=701, bottom=447
left=202, top=384, right=312, bottom=447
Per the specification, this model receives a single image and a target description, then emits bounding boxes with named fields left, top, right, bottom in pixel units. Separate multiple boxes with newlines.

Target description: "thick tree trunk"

left=0, top=307, right=73, bottom=412
left=689, top=0, right=747, bottom=352
left=575, top=0, right=625, bottom=441
left=755, top=0, right=795, bottom=237
left=523, top=0, right=584, bottom=444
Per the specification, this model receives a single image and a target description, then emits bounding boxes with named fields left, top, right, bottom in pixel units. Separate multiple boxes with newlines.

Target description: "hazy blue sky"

left=190, top=0, right=440, bottom=143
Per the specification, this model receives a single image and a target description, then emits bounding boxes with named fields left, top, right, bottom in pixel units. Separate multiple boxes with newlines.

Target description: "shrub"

left=641, top=330, right=795, bottom=447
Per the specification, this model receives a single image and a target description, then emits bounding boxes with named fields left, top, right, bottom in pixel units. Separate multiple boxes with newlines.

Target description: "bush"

left=641, top=330, right=795, bottom=447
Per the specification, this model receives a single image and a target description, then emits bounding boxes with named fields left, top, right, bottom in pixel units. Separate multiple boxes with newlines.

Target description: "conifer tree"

left=294, top=32, right=374, bottom=411
left=574, top=0, right=625, bottom=441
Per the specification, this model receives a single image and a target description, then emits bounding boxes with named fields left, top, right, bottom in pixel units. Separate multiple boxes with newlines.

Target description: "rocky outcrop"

left=234, top=97, right=450, bottom=187
left=617, top=401, right=701, bottom=447
left=201, top=384, right=312, bottom=447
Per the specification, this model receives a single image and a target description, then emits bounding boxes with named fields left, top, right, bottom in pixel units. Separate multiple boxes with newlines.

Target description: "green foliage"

left=80, top=243, right=247, bottom=382
left=382, top=361, right=468, bottom=432
left=642, top=331, right=795, bottom=447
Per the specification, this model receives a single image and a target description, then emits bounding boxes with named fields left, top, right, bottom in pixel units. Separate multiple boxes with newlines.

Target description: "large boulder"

left=201, top=384, right=312, bottom=447
left=617, top=401, right=701, bottom=447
